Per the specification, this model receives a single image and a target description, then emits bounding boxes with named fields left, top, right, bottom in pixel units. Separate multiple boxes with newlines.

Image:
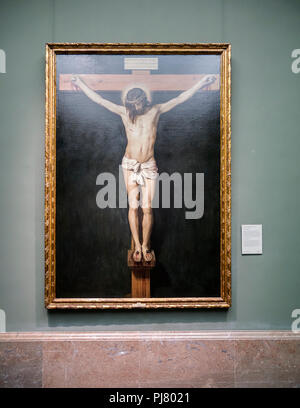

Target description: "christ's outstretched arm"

left=157, top=75, right=216, bottom=114
left=71, top=76, right=126, bottom=116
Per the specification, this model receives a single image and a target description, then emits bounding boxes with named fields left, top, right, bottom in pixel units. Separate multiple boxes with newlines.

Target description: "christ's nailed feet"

left=133, top=247, right=142, bottom=263
left=142, top=246, right=153, bottom=262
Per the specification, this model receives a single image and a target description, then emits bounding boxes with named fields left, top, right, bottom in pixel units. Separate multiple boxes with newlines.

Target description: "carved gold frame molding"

left=45, top=43, right=231, bottom=310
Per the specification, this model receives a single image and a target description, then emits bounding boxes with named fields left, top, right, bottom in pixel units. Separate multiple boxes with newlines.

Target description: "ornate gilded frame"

left=45, top=43, right=231, bottom=309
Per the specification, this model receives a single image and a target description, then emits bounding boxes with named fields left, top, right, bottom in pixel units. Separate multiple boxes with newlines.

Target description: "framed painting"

left=45, top=43, right=231, bottom=309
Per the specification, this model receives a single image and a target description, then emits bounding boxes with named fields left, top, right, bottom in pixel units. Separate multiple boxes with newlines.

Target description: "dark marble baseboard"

left=0, top=331, right=299, bottom=388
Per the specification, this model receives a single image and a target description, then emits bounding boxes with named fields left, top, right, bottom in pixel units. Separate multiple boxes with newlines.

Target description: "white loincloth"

left=121, top=156, right=158, bottom=186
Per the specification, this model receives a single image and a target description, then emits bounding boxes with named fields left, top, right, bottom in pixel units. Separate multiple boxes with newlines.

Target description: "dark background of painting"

left=56, top=54, right=220, bottom=298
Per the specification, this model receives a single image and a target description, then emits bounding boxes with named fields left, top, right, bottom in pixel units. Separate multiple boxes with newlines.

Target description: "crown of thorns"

left=122, top=85, right=152, bottom=105
left=125, top=90, right=147, bottom=105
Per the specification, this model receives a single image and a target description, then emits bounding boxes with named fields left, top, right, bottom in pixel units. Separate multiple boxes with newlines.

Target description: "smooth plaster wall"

left=0, top=0, right=299, bottom=331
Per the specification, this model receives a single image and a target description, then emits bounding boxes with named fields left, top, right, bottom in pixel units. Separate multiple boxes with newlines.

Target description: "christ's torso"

left=121, top=106, right=160, bottom=163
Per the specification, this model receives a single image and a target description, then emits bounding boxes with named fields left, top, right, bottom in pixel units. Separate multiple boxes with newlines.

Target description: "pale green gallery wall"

left=0, top=0, right=299, bottom=331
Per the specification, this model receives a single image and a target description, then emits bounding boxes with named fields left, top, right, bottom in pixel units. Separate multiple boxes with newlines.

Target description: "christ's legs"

left=122, top=168, right=142, bottom=262
left=141, top=178, right=156, bottom=262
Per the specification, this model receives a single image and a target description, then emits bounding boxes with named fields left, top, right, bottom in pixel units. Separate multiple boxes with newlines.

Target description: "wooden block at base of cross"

left=128, top=249, right=156, bottom=298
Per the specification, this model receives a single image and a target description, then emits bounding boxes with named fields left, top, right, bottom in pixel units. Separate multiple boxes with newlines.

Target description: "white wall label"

left=124, top=57, right=158, bottom=70
left=241, top=224, right=263, bottom=255
left=0, top=49, right=6, bottom=73
left=0, top=309, right=6, bottom=332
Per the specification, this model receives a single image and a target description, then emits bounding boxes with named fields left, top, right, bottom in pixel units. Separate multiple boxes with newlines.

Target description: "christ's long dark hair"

left=125, top=88, right=150, bottom=123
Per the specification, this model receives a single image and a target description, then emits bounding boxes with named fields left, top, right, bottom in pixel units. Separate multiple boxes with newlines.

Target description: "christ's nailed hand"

left=71, top=75, right=82, bottom=91
left=71, top=75, right=80, bottom=85
left=204, top=75, right=216, bottom=85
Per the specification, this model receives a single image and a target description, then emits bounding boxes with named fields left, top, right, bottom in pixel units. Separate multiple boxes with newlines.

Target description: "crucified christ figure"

left=72, top=74, right=216, bottom=262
